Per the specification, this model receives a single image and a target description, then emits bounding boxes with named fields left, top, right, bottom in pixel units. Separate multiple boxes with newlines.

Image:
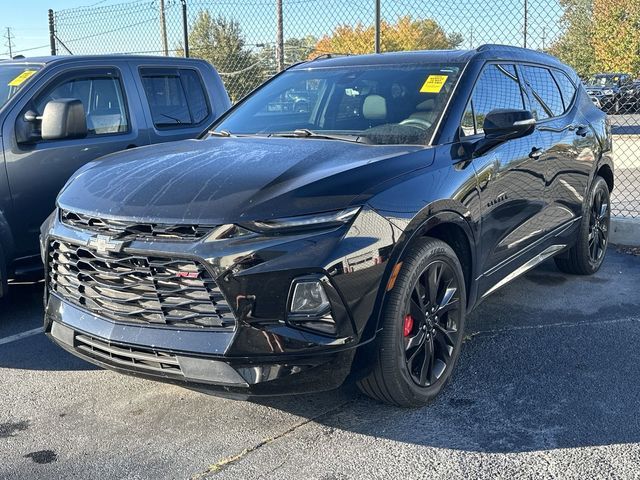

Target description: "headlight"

left=242, top=207, right=360, bottom=234
left=603, top=89, right=614, bottom=96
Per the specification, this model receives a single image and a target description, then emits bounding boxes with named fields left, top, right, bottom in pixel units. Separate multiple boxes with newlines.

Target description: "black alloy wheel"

left=555, top=176, right=611, bottom=275
left=358, top=237, right=466, bottom=407
left=403, top=260, right=461, bottom=387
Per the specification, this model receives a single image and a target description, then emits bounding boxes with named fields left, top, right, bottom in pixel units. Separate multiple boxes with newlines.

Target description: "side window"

left=521, top=65, right=564, bottom=119
left=552, top=70, right=577, bottom=112
left=35, top=74, right=129, bottom=136
left=140, top=68, right=210, bottom=128
left=460, top=99, right=475, bottom=136
left=467, top=64, right=524, bottom=135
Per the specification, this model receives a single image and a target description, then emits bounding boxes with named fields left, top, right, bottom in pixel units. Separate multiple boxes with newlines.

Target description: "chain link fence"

left=49, top=0, right=640, bottom=218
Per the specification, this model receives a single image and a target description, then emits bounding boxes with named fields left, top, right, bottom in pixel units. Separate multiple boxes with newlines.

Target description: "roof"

left=0, top=54, right=206, bottom=66
left=292, top=44, right=568, bottom=71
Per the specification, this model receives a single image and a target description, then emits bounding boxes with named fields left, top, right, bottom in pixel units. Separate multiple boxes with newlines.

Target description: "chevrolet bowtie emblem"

left=87, top=234, right=126, bottom=254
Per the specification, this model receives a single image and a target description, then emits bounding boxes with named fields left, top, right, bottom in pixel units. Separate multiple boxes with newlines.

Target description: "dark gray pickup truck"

left=0, top=55, right=231, bottom=297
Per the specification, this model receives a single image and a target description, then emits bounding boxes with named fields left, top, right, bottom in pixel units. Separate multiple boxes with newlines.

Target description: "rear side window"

left=520, top=65, right=564, bottom=120
left=464, top=64, right=524, bottom=136
left=35, top=74, right=128, bottom=136
left=552, top=70, right=577, bottom=112
left=140, top=68, right=210, bottom=128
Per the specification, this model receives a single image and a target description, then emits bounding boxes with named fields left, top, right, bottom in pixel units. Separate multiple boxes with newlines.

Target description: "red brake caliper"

left=403, top=314, right=414, bottom=337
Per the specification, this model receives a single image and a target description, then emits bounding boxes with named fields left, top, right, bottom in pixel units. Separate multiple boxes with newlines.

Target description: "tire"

left=555, top=176, right=611, bottom=275
left=357, top=237, right=466, bottom=407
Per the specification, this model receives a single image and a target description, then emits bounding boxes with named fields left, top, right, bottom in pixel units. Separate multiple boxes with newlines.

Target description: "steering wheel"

left=398, top=117, right=432, bottom=130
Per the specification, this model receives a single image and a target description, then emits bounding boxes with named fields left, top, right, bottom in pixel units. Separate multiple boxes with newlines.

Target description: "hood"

left=57, top=136, right=431, bottom=225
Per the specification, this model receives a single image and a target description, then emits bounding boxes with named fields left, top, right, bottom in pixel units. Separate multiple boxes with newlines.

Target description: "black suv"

left=585, top=73, right=635, bottom=113
left=42, top=45, right=613, bottom=407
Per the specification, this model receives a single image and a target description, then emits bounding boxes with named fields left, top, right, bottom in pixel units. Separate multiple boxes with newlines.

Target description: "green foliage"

left=548, top=0, right=595, bottom=78
left=181, top=11, right=263, bottom=102
left=550, top=0, right=640, bottom=78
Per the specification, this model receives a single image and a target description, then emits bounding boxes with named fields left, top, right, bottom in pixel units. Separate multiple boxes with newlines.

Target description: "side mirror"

left=41, top=98, right=87, bottom=141
left=473, top=109, right=535, bottom=156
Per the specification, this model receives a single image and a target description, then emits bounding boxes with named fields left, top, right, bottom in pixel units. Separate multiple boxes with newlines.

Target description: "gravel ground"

left=1, top=248, right=639, bottom=480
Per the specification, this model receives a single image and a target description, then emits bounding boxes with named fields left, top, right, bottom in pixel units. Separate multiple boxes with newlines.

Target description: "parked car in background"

left=585, top=73, right=633, bottom=113
left=620, top=80, right=640, bottom=113
left=0, top=55, right=230, bottom=298
left=43, top=45, right=613, bottom=407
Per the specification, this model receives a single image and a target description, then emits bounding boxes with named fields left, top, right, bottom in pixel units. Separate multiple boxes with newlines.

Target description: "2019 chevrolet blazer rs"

left=41, top=45, right=613, bottom=407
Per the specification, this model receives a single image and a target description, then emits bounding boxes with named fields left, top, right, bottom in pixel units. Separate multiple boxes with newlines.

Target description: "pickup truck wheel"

left=357, top=238, right=466, bottom=407
left=555, top=176, right=610, bottom=275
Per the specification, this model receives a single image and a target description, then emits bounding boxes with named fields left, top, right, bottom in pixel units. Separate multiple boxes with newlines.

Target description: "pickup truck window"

left=1, top=65, right=42, bottom=109
left=140, top=68, right=210, bottom=128
left=35, top=74, right=129, bottom=136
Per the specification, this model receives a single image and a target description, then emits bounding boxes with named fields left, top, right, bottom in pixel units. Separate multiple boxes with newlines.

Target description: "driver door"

left=462, top=63, right=548, bottom=294
left=2, top=67, right=147, bottom=257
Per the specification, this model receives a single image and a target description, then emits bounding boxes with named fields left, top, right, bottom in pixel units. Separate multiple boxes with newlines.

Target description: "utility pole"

left=469, top=26, right=474, bottom=49
left=374, top=0, right=381, bottom=53
left=159, top=0, right=169, bottom=56
left=523, top=0, right=528, bottom=48
left=541, top=27, right=546, bottom=51
left=275, top=0, right=284, bottom=71
left=5, top=27, right=14, bottom=58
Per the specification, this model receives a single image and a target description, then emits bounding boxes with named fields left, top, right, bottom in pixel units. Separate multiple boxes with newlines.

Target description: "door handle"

left=575, top=125, right=589, bottom=137
left=529, top=147, right=544, bottom=159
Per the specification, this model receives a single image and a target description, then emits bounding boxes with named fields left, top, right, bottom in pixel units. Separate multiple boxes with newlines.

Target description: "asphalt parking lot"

left=1, top=247, right=639, bottom=479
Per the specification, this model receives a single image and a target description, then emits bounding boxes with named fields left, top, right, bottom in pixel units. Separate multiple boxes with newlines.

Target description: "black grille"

left=61, top=210, right=214, bottom=241
left=74, top=333, right=183, bottom=377
left=48, top=239, right=235, bottom=329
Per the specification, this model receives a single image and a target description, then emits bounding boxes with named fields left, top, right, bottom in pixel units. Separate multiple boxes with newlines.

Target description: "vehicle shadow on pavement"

left=0, top=281, right=98, bottom=372
left=254, top=249, right=640, bottom=453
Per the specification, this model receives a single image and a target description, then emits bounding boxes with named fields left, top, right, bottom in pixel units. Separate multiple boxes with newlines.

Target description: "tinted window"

left=36, top=75, right=128, bottom=136
left=552, top=70, right=576, bottom=111
left=460, top=100, right=475, bottom=137
left=521, top=65, right=564, bottom=119
left=141, top=68, right=210, bottom=128
left=468, top=64, right=524, bottom=135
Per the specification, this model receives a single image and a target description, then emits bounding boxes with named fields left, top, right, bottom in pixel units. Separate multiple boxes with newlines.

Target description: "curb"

left=611, top=216, right=640, bottom=247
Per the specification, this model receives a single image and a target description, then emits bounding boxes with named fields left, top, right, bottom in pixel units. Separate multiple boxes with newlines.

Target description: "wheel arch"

left=368, top=205, right=478, bottom=339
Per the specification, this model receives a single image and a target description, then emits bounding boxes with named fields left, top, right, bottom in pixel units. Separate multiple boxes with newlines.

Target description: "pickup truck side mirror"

left=473, top=109, right=536, bottom=156
left=41, top=98, right=88, bottom=141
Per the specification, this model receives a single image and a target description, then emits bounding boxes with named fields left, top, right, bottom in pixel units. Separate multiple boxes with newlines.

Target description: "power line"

left=4, top=27, right=15, bottom=58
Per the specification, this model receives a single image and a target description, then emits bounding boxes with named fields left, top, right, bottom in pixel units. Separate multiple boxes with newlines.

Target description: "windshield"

left=589, top=75, right=619, bottom=87
left=215, top=63, right=463, bottom=145
left=0, top=65, right=42, bottom=109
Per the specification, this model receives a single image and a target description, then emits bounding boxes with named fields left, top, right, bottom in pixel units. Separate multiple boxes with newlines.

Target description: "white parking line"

left=0, top=327, right=44, bottom=346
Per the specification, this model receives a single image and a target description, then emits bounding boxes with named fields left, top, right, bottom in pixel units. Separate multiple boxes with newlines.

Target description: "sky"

left=1, top=1, right=124, bottom=58
left=1, top=0, right=564, bottom=60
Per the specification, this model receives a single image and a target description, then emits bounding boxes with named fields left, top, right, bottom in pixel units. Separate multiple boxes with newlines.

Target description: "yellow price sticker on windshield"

left=8, top=70, right=37, bottom=87
left=420, top=75, right=448, bottom=93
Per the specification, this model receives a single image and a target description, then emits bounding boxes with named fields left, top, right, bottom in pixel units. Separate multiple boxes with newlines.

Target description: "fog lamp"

left=290, top=280, right=330, bottom=314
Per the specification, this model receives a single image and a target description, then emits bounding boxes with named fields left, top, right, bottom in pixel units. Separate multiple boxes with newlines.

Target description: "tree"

left=259, top=35, right=318, bottom=78
left=180, top=11, right=262, bottom=102
left=548, top=0, right=596, bottom=78
left=309, top=16, right=462, bottom=57
left=592, top=0, right=640, bottom=76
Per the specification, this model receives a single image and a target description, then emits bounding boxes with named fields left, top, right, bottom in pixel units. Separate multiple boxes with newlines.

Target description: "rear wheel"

left=555, top=176, right=610, bottom=275
left=357, top=238, right=466, bottom=407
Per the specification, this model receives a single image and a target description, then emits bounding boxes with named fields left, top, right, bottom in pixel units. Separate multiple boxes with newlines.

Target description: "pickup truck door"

left=2, top=65, right=149, bottom=257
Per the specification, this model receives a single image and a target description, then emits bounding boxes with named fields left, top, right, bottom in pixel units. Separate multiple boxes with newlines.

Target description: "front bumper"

left=42, top=207, right=400, bottom=396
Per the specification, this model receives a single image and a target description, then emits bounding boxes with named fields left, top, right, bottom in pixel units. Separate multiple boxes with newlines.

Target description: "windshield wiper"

left=269, top=129, right=363, bottom=143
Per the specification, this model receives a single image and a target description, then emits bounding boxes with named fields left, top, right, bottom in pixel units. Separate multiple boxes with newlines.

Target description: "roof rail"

left=310, top=52, right=353, bottom=61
